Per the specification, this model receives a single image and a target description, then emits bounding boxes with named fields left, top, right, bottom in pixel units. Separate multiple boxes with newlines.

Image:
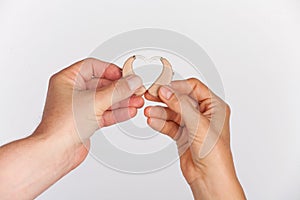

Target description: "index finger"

left=170, top=78, right=211, bottom=102
left=144, top=78, right=211, bottom=103
left=144, top=91, right=162, bottom=102
left=69, top=58, right=122, bottom=82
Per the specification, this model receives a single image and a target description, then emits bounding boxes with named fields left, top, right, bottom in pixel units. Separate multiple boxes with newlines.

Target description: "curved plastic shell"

left=122, top=56, right=147, bottom=96
left=122, top=56, right=173, bottom=97
left=147, top=57, right=173, bottom=97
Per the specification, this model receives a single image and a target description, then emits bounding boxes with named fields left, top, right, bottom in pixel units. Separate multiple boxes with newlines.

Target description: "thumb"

left=158, top=85, right=199, bottom=116
left=158, top=85, right=222, bottom=159
left=158, top=85, right=202, bottom=134
left=95, top=75, right=143, bottom=113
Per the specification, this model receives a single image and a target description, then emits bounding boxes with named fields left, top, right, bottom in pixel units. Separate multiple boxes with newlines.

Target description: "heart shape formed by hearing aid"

left=122, top=55, right=173, bottom=97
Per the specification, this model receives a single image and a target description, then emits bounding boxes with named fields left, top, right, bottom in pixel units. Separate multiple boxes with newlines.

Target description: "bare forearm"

left=189, top=147, right=246, bottom=200
left=190, top=175, right=246, bottom=200
left=0, top=125, right=80, bottom=199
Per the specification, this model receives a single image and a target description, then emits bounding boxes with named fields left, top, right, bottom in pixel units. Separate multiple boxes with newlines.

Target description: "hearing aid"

left=122, top=55, right=173, bottom=97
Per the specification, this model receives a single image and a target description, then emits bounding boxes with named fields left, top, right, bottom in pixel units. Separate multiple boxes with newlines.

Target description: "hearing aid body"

left=122, top=56, right=173, bottom=97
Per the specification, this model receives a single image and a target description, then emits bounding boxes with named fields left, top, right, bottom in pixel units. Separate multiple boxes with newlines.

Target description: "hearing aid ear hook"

left=122, top=55, right=173, bottom=97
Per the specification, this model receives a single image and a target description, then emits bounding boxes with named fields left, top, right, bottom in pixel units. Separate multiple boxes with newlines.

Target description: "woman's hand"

left=144, top=78, right=246, bottom=200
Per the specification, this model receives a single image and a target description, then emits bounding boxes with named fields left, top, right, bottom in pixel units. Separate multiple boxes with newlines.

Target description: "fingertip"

left=147, top=117, right=151, bottom=125
left=136, top=95, right=145, bottom=107
left=144, top=91, right=161, bottom=102
left=158, top=88, right=164, bottom=100
left=144, top=106, right=152, bottom=117
left=146, top=118, right=165, bottom=133
left=126, top=75, right=143, bottom=91
left=129, top=107, right=138, bottom=117
left=129, top=95, right=145, bottom=108
left=158, top=86, right=174, bottom=100
left=105, top=63, right=122, bottom=80
left=144, top=91, right=152, bottom=100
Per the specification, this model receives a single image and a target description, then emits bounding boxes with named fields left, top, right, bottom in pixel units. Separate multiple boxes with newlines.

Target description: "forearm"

left=190, top=176, right=246, bottom=200
left=190, top=146, right=246, bottom=200
left=0, top=125, right=82, bottom=199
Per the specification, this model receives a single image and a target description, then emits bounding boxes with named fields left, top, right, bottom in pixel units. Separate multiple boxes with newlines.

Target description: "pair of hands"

left=39, top=58, right=245, bottom=199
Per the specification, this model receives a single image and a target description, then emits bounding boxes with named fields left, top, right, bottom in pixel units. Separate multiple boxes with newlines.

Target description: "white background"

left=1, top=0, right=300, bottom=199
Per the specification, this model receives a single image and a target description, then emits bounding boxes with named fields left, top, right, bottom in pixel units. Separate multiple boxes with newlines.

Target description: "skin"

left=0, top=58, right=245, bottom=199
left=0, top=58, right=144, bottom=199
left=144, top=79, right=246, bottom=199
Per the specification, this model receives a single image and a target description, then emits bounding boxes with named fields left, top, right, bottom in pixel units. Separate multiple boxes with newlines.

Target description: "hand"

left=144, top=78, right=246, bottom=200
left=0, top=58, right=145, bottom=199
left=38, top=58, right=144, bottom=167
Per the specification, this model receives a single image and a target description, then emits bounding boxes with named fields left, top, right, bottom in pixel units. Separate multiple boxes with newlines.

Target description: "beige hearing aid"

left=122, top=55, right=173, bottom=97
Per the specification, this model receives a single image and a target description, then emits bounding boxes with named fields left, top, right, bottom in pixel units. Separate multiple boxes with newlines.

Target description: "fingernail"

left=126, top=75, right=142, bottom=91
left=160, top=86, right=173, bottom=99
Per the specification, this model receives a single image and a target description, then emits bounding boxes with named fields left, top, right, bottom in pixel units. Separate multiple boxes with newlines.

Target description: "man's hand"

left=144, top=78, right=246, bottom=200
left=0, top=58, right=144, bottom=199
left=40, top=58, right=144, bottom=165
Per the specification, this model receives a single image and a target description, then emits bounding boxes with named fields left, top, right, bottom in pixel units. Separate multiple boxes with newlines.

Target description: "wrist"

left=32, top=122, right=89, bottom=171
left=188, top=148, right=246, bottom=200
left=190, top=176, right=244, bottom=200
left=0, top=124, right=88, bottom=199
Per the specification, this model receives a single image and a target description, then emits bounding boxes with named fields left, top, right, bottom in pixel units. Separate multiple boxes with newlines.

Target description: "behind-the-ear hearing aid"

left=122, top=55, right=173, bottom=97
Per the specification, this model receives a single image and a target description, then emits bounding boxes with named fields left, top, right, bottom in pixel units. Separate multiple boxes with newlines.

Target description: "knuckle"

left=225, top=103, right=231, bottom=116
left=188, top=77, right=199, bottom=84
left=188, top=77, right=208, bottom=90
left=84, top=57, right=95, bottom=62
left=83, top=57, right=96, bottom=65
left=49, top=73, right=61, bottom=85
